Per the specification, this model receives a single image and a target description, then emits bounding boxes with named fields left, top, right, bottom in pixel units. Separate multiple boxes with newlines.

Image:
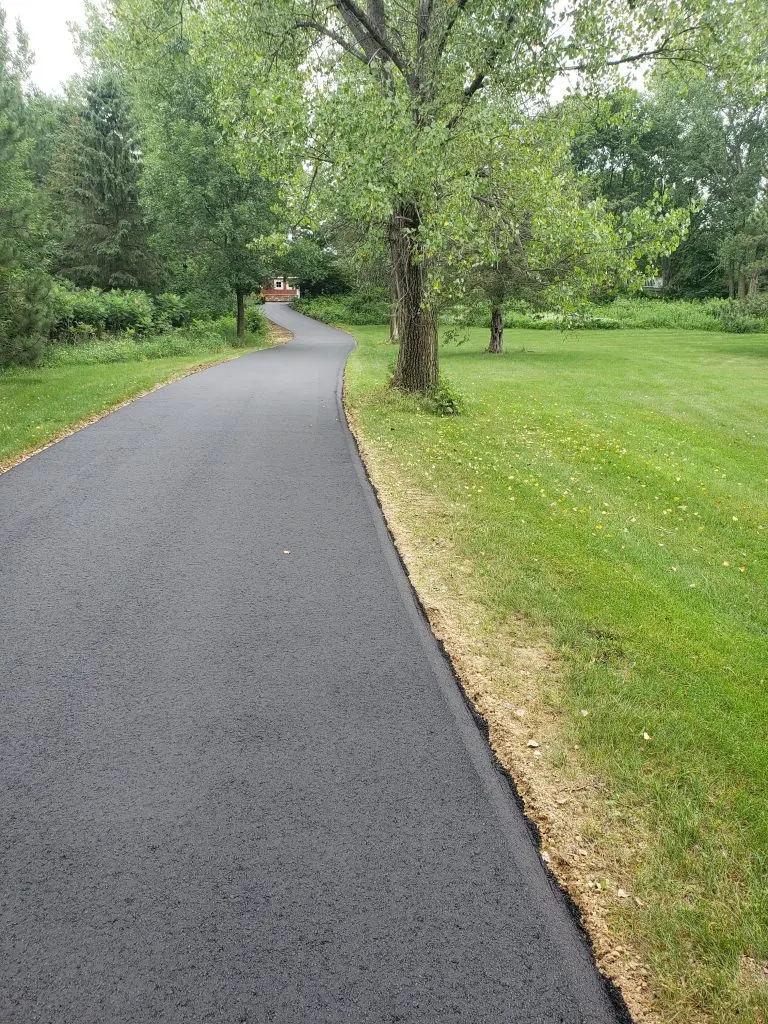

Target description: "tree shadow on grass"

left=709, top=340, right=768, bottom=358
left=0, top=375, right=46, bottom=387
left=446, top=346, right=595, bottom=364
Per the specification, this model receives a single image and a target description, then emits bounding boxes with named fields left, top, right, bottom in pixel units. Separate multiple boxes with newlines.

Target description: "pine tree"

left=54, top=73, right=154, bottom=291
left=0, top=9, right=52, bottom=366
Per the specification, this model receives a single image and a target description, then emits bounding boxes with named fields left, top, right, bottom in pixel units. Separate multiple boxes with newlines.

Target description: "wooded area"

left=1, top=0, right=766, bottom=380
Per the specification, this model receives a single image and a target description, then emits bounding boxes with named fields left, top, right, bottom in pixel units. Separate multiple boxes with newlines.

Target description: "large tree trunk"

left=236, top=287, right=245, bottom=339
left=389, top=203, right=437, bottom=391
left=488, top=305, right=503, bottom=354
left=738, top=270, right=747, bottom=300
left=728, top=270, right=735, bottom=300
left=748, top=271, right=759, bottom=297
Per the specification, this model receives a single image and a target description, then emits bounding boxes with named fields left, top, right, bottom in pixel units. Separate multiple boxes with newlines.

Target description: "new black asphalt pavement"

left=0, top=304, right=622, bottom=1023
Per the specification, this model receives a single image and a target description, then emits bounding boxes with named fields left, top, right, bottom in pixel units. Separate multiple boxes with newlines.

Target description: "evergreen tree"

left=53, top=73, right=154, bottom=290
left=0, top=8, right=52, bottom=365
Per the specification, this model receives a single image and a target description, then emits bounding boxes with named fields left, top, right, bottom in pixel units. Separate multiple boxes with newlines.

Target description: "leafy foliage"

left=567, top=74, right=768, bottom=299
left=421, top=378, right=466, bottom=416
left=0, top=9, right=53, bottom=366
left=299, top=290, right=768, bottom=333
left=243, top=303, right=268, bottom=337
left=293, top=293, right=391, bottom=325
left=152, top=292, right=193, bottom=330
left=104, top=31, right=278, bottom=334
left=106, top=0, right=705, bottom=389
left=50, top=284, right=156, bottom=338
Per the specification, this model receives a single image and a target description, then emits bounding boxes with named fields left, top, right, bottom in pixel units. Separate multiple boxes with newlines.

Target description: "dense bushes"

left=443, top=296, right=768, bottom=333
left=244, top=303, right=268, bottom=336
left=44, top=313, right=269, bottom=367
left=49, top=284, right=188, bottom=339
left=296, top=291, right=768, bottom=333
left=605, top=297, right=768, bottom=333
left=0, top=280, right=270, bottom=368
left=605, top=297, right=728, bottom=331
left=153, top=292, right=194, bottom=330
left=293, top=292, right=391, bottom=325
left=47, top=284, right=267, bottom=342
left=441, top=304, right=622, bottom=330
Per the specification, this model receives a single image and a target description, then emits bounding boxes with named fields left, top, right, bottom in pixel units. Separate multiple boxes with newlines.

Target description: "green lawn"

left=0, top=340, right=267, bottom=470
left=345, top=326, right=767, bottom=1023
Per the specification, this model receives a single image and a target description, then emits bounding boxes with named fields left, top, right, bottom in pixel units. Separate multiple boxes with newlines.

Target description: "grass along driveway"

left=345, top=325, right=767, bottom=1024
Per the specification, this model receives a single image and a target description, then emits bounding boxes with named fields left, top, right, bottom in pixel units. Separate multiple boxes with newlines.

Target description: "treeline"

left=2, top=0, right=766, bottom=371
left=566, top=79, right=768, bottom=301
left=327, top=73, right=768, bottom=315
left=0, top=6, right=338, bottom=366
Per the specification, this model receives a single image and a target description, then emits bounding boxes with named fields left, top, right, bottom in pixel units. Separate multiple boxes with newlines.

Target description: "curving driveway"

left=0, top=304, right=623, bottom=1022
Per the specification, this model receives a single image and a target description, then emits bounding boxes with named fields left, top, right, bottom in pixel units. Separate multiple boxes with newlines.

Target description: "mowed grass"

left=345, top=326, right=768, bottom=1023
left=0, top=335, right=269, bottom=470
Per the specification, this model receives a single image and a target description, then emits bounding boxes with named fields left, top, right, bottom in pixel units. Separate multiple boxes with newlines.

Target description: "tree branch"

left=563, top=32, right=706, bottom=72
left=446, top=70, right=487, bottom=129
left=417, top=0, right=435, bottom=55
left=435, top=0, right=472, bottom=58
left=332, top=0, right=410, bottom=79
left=446, top=8, right=518, bottom=129
left=294, top=19, right=368, bottom=61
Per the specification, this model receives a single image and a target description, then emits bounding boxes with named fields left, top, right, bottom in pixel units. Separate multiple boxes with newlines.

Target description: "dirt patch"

left=346, top=399, right=671, bottom=1024
left=268, top=322, right=293, bottom=344
left=739, top=956, right=768, bottom=994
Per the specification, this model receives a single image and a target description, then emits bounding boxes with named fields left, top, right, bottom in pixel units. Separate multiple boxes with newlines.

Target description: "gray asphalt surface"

left=0, top=304, right=622, bottom=1023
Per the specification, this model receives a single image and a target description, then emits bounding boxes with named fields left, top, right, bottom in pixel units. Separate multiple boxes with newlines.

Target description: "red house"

left=261, top=276, right=301, bottom=302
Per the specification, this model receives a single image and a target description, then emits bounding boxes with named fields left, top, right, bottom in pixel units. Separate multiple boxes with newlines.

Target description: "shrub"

left=50, top=285, right=107, bottom=336
left=102, top=290, right=155, bottom=333
left=293, top=293, right=391, bottom=325
left=605, top=296, right=727, bottom=331
left=422, top=377, right=466, bottom=416
left=244, top=304, right=268, bottom=337
left=743, top=293, right=768, bottom=321
left=718, top=302, right=761, bottom=334
left=49, top=284, right=156, bottom=338
left=153, top=293, right=192, bottom=330
left=507, top=310, right=621, bottom=330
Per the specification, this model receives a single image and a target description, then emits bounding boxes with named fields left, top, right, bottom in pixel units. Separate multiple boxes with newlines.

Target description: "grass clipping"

left=347, top=401, right=664, bottom=1024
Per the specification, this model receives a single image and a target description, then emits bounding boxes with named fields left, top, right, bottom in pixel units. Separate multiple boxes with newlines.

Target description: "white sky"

left=3, top=0, right=87, bottom=93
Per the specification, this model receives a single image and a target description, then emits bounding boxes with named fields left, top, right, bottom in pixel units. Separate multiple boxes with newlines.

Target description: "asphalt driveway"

left=0, top=304, right=623, bottom=1022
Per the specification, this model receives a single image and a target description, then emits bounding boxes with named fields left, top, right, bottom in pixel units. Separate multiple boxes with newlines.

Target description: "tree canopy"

left=104, top=0, right=719, bottom=387
left=1, top=0, right=766, bottom=367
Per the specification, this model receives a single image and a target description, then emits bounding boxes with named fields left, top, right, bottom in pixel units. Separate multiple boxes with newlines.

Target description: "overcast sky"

left=4, top=0, right=87, bottom=93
